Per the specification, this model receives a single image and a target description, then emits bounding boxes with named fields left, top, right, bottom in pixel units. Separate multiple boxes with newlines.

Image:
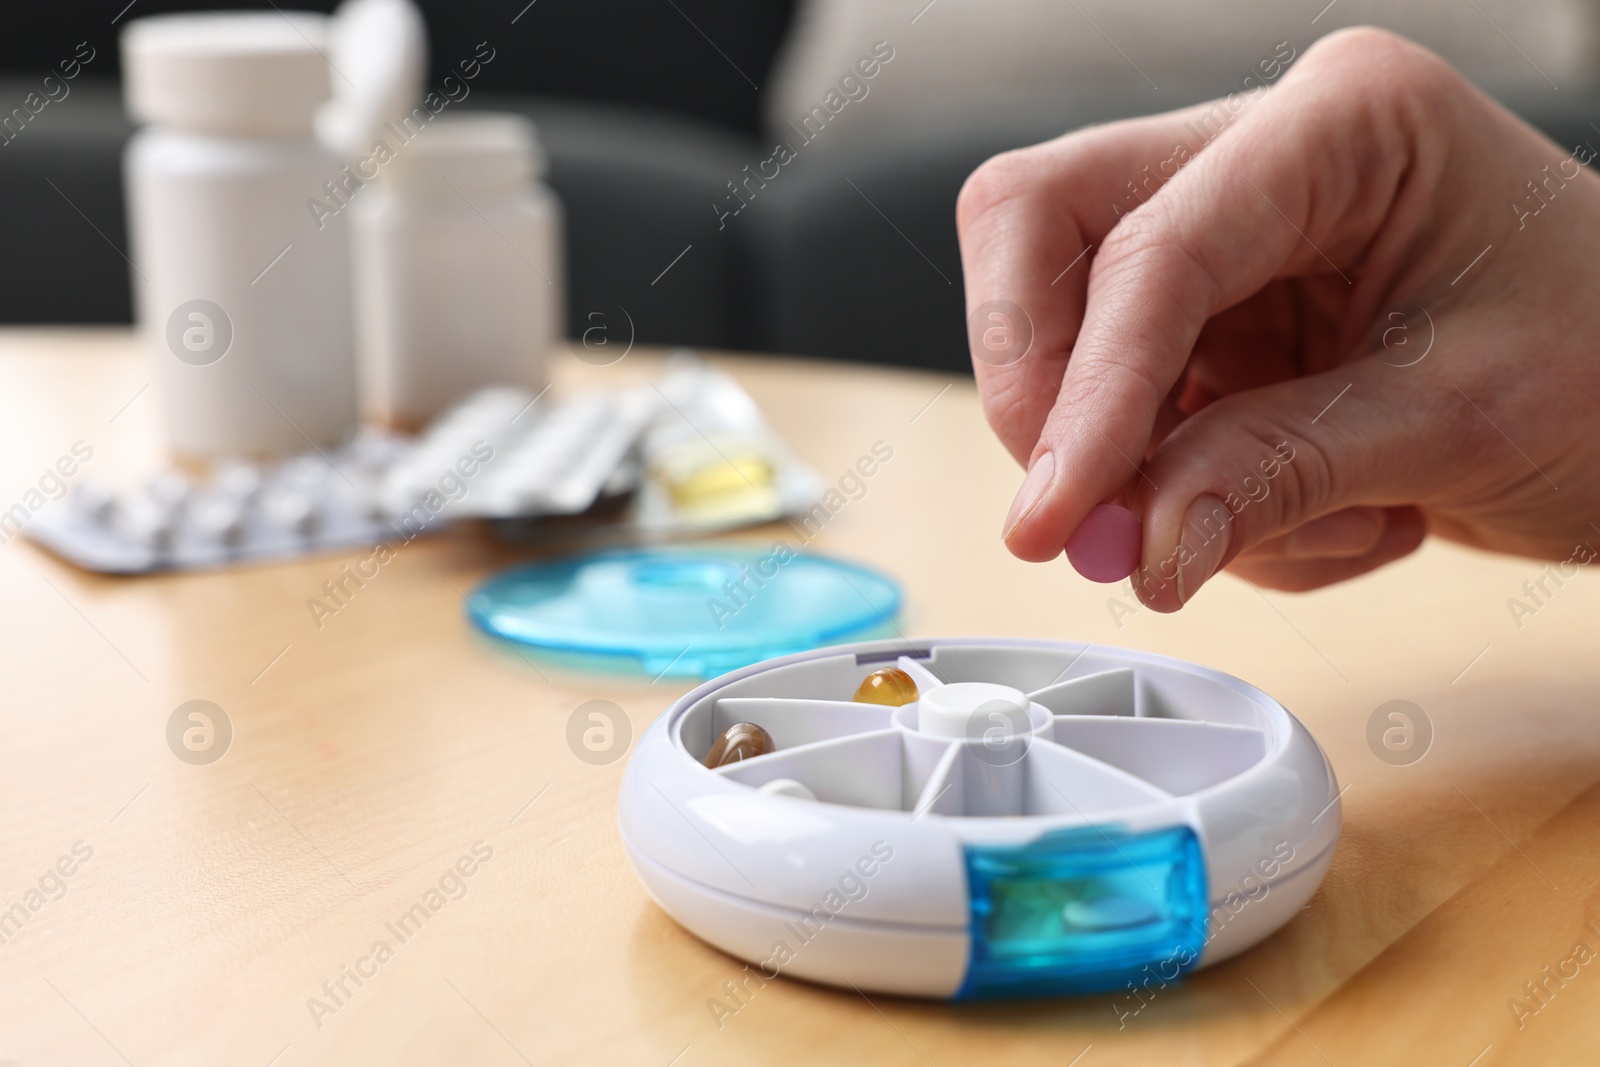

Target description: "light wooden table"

left=1, top=329, right=1597, bottom=1067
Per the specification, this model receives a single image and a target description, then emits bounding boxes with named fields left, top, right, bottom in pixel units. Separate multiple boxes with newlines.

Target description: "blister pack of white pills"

left=379, top=385, right=660, bottom=521
left=24, top=357, right=823, bottom=574
left=25, top=437, right=411, bottom=574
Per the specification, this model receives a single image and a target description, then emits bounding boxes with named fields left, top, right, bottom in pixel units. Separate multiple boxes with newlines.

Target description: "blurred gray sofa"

left=1, top=76, right=1597, bottom=374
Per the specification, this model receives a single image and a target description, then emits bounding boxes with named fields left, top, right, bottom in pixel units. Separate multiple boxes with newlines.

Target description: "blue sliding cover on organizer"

left=957, top=825, right=1208, bottom=999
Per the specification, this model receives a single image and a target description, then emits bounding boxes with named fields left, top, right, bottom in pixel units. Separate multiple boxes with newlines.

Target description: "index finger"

left=957, top=105, right=1242, bottom=467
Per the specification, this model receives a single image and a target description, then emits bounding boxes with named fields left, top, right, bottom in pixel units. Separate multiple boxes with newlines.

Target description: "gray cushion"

left=0, top=77, right=134, bottom=323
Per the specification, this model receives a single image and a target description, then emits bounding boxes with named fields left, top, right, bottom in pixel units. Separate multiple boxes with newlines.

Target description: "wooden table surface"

left=1, top=329, right=1597, bottom=1067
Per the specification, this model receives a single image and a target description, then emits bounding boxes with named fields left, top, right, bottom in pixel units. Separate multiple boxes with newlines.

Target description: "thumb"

left=1129, top=360, right=1446, bottom=612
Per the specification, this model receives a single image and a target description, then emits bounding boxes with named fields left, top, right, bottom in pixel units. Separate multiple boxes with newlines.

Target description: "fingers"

left=956, top=101, right=1274, bottom=468
left=1129, top=358, right=1451, bottom=612
left=1243, top=507, right=1389, bottom=560
left=1226, top=508, right=1428, bottom=592
left=1001, top=30, right=1459, bottom=564
left=1184, top=289, right=1303, bottom=399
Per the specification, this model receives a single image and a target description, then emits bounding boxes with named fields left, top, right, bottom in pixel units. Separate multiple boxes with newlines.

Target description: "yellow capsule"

left=650, top=444, right=780, bottom=526
left=670, top=453, right=775, bottom=505
left=704, top=722, right=776, bottom=768
left=853, top=667, right=919, bottom=707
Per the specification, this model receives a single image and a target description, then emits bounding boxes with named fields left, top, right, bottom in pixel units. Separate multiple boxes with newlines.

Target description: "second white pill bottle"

left=122, top=13, right=359, bottom=458
left=352, top=112, right=565, bottom=430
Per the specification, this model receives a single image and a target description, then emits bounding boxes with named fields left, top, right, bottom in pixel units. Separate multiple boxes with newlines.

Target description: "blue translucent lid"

left=957, top=824, right=1209, bottom=999
left=467, top=545, right=902, bottom=678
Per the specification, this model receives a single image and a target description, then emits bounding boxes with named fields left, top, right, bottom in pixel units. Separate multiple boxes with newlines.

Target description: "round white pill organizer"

left=619, top=637, right=1341, bottom=999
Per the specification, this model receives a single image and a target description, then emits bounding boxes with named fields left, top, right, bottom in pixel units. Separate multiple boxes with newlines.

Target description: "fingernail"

left=1177, top=495, right=1232, bottom=606
left=1003, top=450, right=1055, bottom=542
left=1066, top=503, right=1142, bottom=583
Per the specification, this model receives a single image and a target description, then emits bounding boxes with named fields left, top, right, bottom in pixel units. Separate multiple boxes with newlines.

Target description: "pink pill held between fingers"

left=1065, top=503, right=1142, bottom=583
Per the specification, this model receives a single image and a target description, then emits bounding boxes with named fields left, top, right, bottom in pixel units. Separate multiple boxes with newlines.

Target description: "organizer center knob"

left=918, top=683, right=1031, bottom=740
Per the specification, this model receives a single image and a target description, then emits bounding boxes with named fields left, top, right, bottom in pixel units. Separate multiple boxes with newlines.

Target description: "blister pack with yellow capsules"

left=490, top=355, right=826, bottom=545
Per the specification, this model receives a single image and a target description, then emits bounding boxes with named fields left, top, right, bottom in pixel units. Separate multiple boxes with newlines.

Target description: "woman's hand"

left=956, top=27, right=1600, bottom=611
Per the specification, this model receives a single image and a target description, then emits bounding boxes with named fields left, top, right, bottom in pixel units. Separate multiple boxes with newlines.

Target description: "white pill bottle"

left=351, top=112, right=565, bottom=430
left=122, top=13, right=358, bottom=458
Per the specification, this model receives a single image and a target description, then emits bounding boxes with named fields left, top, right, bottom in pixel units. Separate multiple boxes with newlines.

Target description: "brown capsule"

left=852, top=666, right=919, bottom=707
left=704, top=722, right=776, bottom=768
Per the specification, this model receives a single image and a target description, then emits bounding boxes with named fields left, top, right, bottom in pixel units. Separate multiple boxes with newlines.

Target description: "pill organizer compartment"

left=681, top=650, right=1275, bottom=818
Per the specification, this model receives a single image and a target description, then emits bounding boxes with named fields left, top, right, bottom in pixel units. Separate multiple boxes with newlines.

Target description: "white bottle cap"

left=121, top=12, right=333, bottom=137
left=386, top=113, right=547, bottom=189
left=317, top=0, right=428, bottom=159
